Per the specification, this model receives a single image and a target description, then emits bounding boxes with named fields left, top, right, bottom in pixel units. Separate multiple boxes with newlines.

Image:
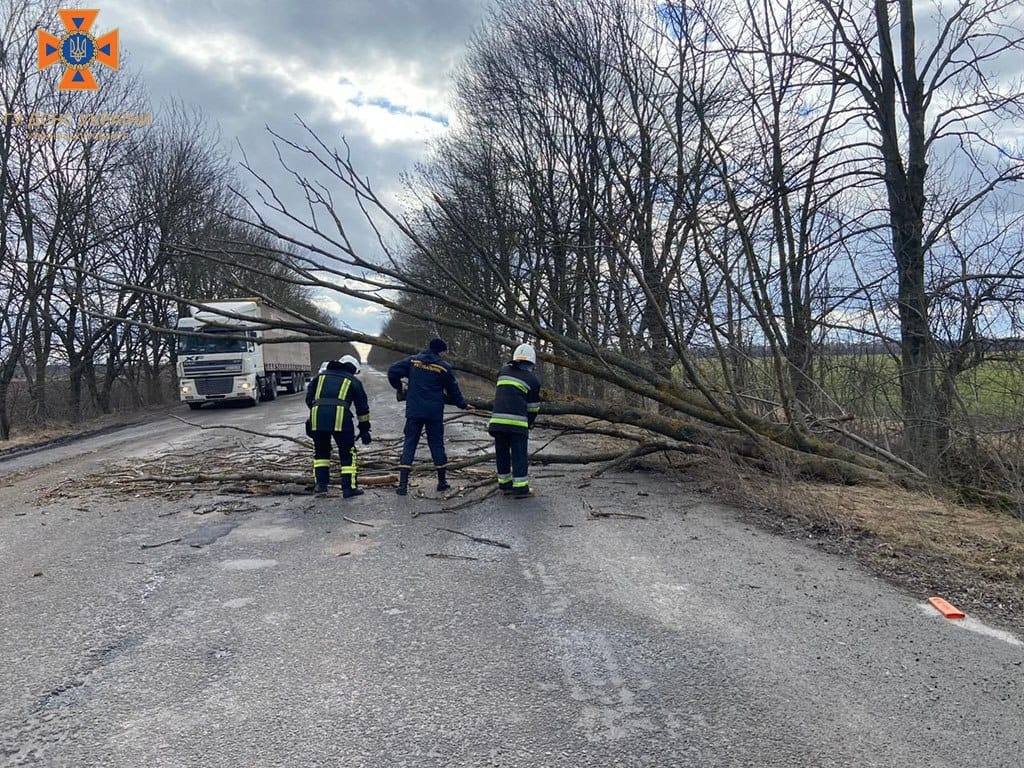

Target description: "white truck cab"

left=176, top=299, right=311, bottom=409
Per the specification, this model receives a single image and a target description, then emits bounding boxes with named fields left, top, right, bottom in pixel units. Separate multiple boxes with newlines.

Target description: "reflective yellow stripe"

left=341, top=447, right=357, bottom=470
left=490, top=416, right=528, bottom=428
left=341, top=448, right=358, bottom=487
left=497, top=376, right=529, bottom=393
left=312, top=375, right=328, bottom=430
left=336, top=378, right=351, bottom=431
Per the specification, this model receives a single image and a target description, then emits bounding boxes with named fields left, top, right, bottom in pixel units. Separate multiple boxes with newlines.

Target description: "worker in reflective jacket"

left=305, top=355, right=371, bottom=498
left=487, top=343, right=542, bottom=498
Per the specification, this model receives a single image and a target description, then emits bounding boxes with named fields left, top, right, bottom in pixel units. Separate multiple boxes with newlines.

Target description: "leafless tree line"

left=0, top=0, right=327, bottom=439
left=7, top=0, right=1022, bottom=507
left=186, top=0, right=1024, bottom=504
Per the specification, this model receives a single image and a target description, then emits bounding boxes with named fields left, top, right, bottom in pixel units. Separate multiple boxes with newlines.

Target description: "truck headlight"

left=180, top=384, right=192, bottom=395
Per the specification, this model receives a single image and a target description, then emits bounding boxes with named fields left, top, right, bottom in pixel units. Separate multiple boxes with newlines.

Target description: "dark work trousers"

left=312, top=429, right=357, bottom=488
left=399, top=418, right=447, bottom=468
left=493, top=431, right=529, bottom=487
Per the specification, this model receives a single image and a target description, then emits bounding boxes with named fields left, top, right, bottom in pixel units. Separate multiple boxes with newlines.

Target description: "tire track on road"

left=520, top=558, right=662, bottom=746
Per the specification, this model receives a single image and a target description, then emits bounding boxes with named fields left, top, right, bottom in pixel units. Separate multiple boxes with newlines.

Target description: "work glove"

left=358, top=423, right=372, bottom=445
left=396, top=384, right=407, bottom=402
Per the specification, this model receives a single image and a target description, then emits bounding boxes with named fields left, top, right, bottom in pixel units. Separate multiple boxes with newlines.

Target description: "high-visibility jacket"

left=388, top=350, right=466, bottom=420
left=487, top=362, right=541, bottom=435
left=305, top=362, right=370, bottom=434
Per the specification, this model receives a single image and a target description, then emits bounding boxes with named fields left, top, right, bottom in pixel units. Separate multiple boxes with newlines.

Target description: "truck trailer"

left=176, top=299, right=312, bottom=409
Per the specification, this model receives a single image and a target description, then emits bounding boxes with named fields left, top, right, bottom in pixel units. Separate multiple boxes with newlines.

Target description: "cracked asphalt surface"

left=1, top=368, right=1023, bottom=767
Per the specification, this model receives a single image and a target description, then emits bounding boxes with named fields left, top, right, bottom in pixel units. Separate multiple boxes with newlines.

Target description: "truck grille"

left=196, top=376, right=235, bottom=395
left=182, top=359, right=243, bottom=377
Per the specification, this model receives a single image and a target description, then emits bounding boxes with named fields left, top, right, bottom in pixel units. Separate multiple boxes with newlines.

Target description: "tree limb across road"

left=45, top=413, right=684, bottom=502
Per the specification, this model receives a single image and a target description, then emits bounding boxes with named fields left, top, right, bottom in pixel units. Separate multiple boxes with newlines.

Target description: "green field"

left=681, top=351, right=1024, bottom=423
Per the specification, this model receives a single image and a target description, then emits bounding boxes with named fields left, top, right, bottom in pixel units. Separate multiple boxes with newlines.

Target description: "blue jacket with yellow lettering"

left=487, top=361, right=541, bottom=435
left=305, top=361, right=370, bottom=435
left=388, top=350, right=467, bottom=421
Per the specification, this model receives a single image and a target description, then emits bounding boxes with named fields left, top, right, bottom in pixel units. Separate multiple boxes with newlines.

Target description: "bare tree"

left=0, top=0, right=61, bottom=435
left=57, top=0, right=1018, bottom=508
left=38, top=73, right=149, bottom=418
left=792, top=0, right=1024, bottom=471
left=194, top=114, right=908, bottom=486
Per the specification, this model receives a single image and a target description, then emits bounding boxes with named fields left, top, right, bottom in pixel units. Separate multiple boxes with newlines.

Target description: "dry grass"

left=0, top=404, right=181, bottom=454
left=753, top=479, right=1024, bottom=581
left=4, top=424, right=86, bottom=449
left=2, top=418, right=130, bottom=450
left=695, top=461, right=1024, bottom=637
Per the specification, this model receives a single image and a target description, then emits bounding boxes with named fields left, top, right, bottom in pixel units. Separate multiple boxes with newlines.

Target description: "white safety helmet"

left=512, top=343, right=536, bottom=365
left=338, top=355, right=362, bottom=374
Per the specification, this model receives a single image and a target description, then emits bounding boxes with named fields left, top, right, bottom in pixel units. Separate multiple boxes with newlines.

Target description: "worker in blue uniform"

left=387, top=337, right=473, bottom=495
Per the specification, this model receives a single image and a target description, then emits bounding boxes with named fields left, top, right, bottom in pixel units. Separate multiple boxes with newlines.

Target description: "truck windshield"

left=178, top=330, right=249, bottom=354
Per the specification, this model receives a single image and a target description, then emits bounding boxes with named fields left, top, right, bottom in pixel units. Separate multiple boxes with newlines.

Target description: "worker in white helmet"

left=305, top=355, right=371, bottom=497
left=487, top=343, right=542, bottom=498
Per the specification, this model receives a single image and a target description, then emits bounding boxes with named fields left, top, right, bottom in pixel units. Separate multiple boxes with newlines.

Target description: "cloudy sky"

left=96, top=0, right=490, bottom=333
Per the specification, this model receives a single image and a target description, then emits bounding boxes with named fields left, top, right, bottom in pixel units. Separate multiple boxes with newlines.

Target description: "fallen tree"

left=140, top=123, right=930, bottom=491
left=76, top=123, right=1005, bottom=503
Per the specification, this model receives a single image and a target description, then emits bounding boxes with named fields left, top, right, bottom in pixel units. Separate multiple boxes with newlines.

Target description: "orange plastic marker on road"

left=928, top=596, right=966, bottom=619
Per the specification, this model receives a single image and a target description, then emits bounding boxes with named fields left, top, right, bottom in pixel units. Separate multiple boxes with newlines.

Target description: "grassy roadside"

left=697, top=463, right=1024, bottom=638
left=0, top=403, right=183, bottom=457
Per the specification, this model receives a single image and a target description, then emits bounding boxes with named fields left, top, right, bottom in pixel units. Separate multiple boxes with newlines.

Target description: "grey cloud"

left=107, top=0, right=482, bottom=94
left=92, top=1, right=486, bottom=332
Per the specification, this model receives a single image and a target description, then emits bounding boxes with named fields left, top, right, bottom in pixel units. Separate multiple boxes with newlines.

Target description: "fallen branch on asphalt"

left=436, top=527, right=511, bottom=549
left=39, top=420, right=691, bottom=503
left=409, top=508, right=456, bottom=518
left=140, top=537, right=181, bottom=549
left=171, top=415, right=309, bottom=448
left=440, top=485, right=502, bottom=512
left=583, top=498, right=647, bottom=520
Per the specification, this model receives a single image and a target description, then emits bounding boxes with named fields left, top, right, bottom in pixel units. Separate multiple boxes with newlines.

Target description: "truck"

left=176, top=299, right=312, bottom=409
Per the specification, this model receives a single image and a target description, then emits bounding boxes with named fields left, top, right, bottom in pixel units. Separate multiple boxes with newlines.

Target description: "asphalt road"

left=1, top=368, right=1022, bottom=767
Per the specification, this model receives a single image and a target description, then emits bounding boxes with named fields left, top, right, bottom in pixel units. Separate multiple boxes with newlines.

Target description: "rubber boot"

left=396, top=468, right=409, bottom=496
left=498, top=481, right=513, bottom=495
left=512, top=484, right=533, bottom=499
left=342, top=475, right=364, bottom=499
left=436, top=468, right=451, bottom=492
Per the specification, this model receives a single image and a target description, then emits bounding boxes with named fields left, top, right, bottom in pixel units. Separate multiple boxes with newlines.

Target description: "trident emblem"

left=37, top=9, right=119, bottom=91
left=67, top=35, right=89, bottom=64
